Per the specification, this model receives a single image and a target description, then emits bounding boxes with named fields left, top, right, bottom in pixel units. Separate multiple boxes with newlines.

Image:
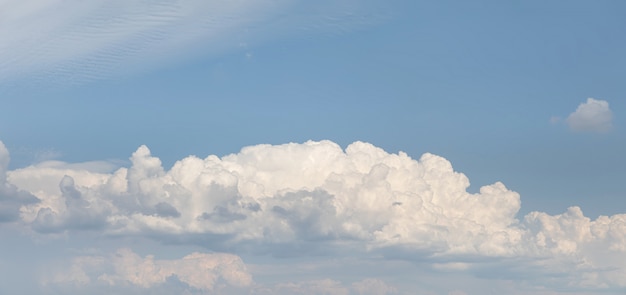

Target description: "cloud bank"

left=44, top=248, right=252, bottom=293
left=566, top=98, right=613, bottom=133
left=2, top=139, right=625, bottom=292
left=0, top=0, right=385, bottom=85
left=44, top=248, right=397, bottom=295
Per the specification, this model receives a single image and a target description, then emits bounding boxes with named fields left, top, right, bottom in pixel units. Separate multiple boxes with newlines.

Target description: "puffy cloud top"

left=566, top=98, right=613, bottom=133
left=11, top=140, right=524, bottom=256
left=4, top=140, right=626, bottom=290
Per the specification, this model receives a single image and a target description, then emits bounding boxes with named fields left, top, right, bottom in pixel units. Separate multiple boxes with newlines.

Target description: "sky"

left=1, top=0, right=625, bottom=294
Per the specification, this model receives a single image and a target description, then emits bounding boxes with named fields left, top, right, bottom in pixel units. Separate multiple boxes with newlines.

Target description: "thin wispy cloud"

left=2, top=140, right=625, bottom=293
left=0, top=0, right=384, bottom=85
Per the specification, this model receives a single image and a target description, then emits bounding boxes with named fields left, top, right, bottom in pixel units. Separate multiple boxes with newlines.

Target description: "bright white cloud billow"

left=0, top=0, right=384, bottom=85
left=566, top=98, right=613, bottom=133
left=2, top=140, right=626, bottom=293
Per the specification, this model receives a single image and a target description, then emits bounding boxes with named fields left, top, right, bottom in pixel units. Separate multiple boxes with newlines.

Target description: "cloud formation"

left=0, top=0, right=384, bottom=85
left=9, top=140, right=525, bottom=255
left=566, top=98, right=613, bottom=133
left=45, top=248, right=397, bottom=295
left=3, top=139, right=626, bottom=292
left=0, top=141, right=39, bottom=222
left=44, top=248, right=252, bottom=293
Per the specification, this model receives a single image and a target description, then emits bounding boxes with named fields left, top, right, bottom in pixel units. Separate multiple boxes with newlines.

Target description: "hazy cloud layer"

left=3, top=140, right=626, bottom=292
left=45, top=249, right=397, bottom=295
left=256, top=278, right=397, bottom=295
left=43, top=248, right=252, bottom=294
left=0, top=0, right=385, bottom=85
left=566, top=98, right=613, bottom=133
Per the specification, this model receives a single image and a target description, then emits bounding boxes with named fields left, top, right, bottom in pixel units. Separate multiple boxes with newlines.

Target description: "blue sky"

left=1, top=1, right=626, bottom=294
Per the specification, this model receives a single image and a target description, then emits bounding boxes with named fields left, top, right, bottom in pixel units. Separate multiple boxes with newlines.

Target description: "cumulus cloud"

left=45, top=249, right=397, bottom=295
left=44, top=248, right=252, bottom=292
left=4, top=139, right=626, bottom=291
left=11, top=140, right=525, bottom=255
left=0, top=0, right=386, bottom=85
left=566, top=98, right=613, bottom=133
left=0, top=141, right=39, bottom=222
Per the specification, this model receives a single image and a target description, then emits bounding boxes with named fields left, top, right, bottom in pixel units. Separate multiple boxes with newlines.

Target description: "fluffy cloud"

left=44, top=248, right=252, bottom=293
left=44, top=249, right=397, bottom=295
left=521, top=207, right=626, bottom=289
left=566, top=98, right=613, bottom=133
left=10, top=140, right=525, bottom=256
left=0, top=141, right=39, bottom=222
left=0, top=0, right=384, bottom=84
left=3, top=139, right=626, bottom=291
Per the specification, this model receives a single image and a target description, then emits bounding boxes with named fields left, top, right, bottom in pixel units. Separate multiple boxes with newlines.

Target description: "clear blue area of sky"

left=2, top=0, right=625, bottom=219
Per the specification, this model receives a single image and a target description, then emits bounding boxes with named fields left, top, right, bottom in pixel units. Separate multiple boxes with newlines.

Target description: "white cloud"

left=10, top=140, right=525, bottom=256
left=0, top=0, right=386, bottom=85
left=2, top=139, right=626, bottom=292
left=44, top=250, right=400, bottom=295
left=566, top=98, right=613, bottom=133
left=44, top=248, right=252, bottom=292
left=0, top=141, right=39, bottom=222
